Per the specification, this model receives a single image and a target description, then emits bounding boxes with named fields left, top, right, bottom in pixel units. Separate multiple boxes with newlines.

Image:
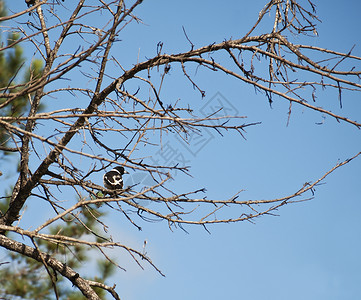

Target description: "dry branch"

left=1, top=0, right=360, bottom=298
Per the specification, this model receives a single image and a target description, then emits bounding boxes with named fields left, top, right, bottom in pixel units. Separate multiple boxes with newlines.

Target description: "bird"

left=103, top=166, right=129, bottom=190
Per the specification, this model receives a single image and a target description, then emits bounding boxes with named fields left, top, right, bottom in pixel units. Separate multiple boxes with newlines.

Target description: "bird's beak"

left=124, top=170, right=129, bottom=174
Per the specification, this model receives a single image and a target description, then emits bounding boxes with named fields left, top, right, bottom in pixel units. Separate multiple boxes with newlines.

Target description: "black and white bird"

left=103, top=166, right=128, bottom=190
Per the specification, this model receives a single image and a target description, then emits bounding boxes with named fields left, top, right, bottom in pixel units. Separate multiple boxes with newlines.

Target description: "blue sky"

left=2, top=1, right=361, bottom=299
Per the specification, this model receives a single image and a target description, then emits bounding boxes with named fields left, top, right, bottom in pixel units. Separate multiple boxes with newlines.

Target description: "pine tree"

left=0, top=0, right=43, bottom=157
left=0, top=2, right=115, bottom=298
left=0, top=201, right=116, bottom=299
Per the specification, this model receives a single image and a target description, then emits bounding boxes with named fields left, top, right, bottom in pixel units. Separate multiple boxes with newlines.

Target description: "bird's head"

left=113, top=166, right=129, bottom=175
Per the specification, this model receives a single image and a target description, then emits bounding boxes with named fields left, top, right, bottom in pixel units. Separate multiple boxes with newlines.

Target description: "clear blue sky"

left=2, top=1, right=361, bottom=299
left=111, top=3, right=361, bottom=300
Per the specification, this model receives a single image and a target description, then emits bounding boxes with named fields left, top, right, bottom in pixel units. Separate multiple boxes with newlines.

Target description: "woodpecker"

left=103, top=166, right=128, bottom=190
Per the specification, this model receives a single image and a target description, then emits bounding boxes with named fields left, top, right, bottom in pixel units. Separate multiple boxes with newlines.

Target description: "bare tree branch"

left=0, top=0, right=360, bottom=298
left=0, top=233, right=103, bottom=299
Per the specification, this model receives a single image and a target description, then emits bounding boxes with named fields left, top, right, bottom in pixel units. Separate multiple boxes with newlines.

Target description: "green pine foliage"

left=0, top=0, right=43, bottom=155
left=0, top=2, right=115, bottom=298
left=0, top=202, right=116, bottom=299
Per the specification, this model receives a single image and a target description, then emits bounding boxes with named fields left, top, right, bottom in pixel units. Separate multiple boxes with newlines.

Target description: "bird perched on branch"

left=103, top=166, right=128, bottom=190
